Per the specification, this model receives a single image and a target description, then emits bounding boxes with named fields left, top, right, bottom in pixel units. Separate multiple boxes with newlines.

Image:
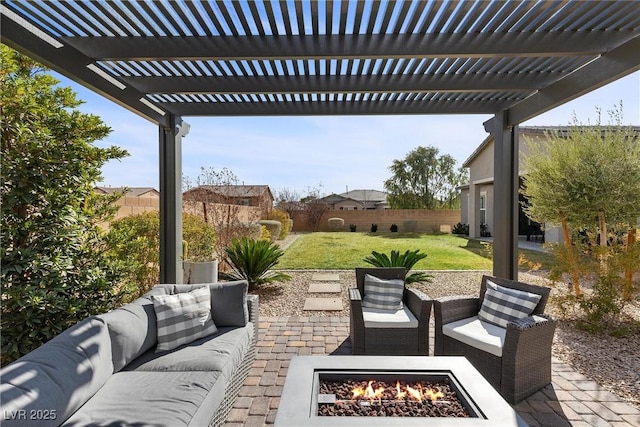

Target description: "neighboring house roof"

left=340, top=189, right=388, bottom=203
left=321, top=189, right=389, bottom=209
left=185, top=185, right=273, bottom=200
left=95, top=186, right=159, bottom=197
left=463, top=125, right=640, bottom=167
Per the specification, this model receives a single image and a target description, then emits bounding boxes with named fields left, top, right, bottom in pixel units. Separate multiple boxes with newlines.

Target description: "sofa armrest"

left=246, top=294, right=259, bottom=345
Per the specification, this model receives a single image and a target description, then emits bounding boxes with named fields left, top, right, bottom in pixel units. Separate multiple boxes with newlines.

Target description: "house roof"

left=2, top=1, right=637, bottom=127
left=95, top=186, right=158, bottom=197
left=462, top=125, right=640, bottom=167
left=185, top=185, right=273, bottom=199
left=340, top=189, right=388, bottom=203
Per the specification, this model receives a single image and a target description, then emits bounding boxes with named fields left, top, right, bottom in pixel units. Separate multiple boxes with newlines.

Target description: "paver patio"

left=224, top=316, right=640, bottom=427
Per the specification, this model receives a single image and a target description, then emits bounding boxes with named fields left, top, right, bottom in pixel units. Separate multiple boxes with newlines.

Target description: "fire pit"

left=275, top=356, right=527, bottom=426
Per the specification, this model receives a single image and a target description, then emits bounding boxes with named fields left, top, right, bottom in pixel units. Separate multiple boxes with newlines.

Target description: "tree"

left=384, top=146, right=467, bottom=209
left=301, top=184, right=328, bottom=232
left=1, top=46, right=129, bottom=364
left=521, top=105, right=640, bottom=328
left=275, top=187, right=303, bottom=218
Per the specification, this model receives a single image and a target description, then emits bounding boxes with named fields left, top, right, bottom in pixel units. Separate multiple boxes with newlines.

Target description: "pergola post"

left=159, top=114, right=188, bottom=284
left=492, top=112, right=519, bottom=279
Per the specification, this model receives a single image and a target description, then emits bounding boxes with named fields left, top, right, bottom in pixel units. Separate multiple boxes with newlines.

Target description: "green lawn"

left=276, top=232, right=554, bottom=271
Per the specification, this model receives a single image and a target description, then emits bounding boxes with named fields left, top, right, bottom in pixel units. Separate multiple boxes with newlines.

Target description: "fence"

left=291, top=209, right=461, bottom=233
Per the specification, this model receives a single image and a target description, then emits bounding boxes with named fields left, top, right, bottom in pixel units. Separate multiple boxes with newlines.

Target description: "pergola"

left=2, top=0, right=639, bottom=283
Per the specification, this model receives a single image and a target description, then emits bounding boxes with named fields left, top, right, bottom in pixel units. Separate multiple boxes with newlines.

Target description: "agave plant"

left=363, top=249, right=432, bottom=283
left=219, top=237, right=291, bottom=290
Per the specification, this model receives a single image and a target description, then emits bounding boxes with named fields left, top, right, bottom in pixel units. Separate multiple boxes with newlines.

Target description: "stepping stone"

left=311, top=273, right=340, bottom=282
left=303, top=297, right=343, bottom=311
left=308, top=283, right=341, bottom=293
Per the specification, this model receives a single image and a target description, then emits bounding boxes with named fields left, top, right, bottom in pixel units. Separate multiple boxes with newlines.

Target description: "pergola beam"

left=508, top=36, right=640, bottom=125
left=124, top=73, right=546, bottom=95
left=156, top=98, right=512, bottom=116
left=63, top=31, right=629, bottom=61
left=1, top=13, right=171, bottom=127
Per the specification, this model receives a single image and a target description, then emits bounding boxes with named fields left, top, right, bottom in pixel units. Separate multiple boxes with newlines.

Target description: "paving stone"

left=225, top=315, right=640, bottom=427
left=303, top=297, right=343, bottom=311
left=308, top=282, right=341, bottom=293
left=311, top=273, right=340, bottom=282
left=584, top=402, right=623, bottom=421
left=531, top=411, right=572, bottom=427
left=581, top=414, right=615, bottom=427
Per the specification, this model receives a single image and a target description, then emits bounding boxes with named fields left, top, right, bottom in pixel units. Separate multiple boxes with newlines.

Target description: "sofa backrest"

left=154, top=280, right=250, bottom=327
left=0, top=317, right=113, bottom=426
left=96, top=288, right=169, bottom=372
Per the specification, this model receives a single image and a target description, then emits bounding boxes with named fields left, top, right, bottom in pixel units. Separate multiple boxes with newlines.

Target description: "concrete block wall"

left=113, top=195, right=160, bottom=219
left=291, top=209, right=461, bottom=233
left=183, top=201, right=262, bottom=224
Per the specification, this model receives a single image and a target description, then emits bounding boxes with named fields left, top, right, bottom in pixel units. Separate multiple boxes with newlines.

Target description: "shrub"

left=349, top=224, right=357, bottom=232
left=371, top=223, right=378, bottom=232
left=363, top=249, right=432, bottom=283
left=219, top=237, right=291, bottom=290
left=452, top=222, right=469, bottom=235
left=106, top=211, right=160, bottom=298
left=390, top=224, right=399, bottom=232
left=260, top=225, right=271, bottom=241
left=258, top=220, right=282, bottom=242
left=264, top=209, right=291, bottom=239
left=328, top=217, right=345, bottom=230
left=182, top=213, right=216, bottom=261
left=107, top=212, right=216, bottom=298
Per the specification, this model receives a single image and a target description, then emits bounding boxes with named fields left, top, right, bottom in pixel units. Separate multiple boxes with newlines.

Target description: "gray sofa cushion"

left=97, top=293, right=166, bottom=372
left=155, top=281, right=249, bottom=327
left=125, top=325, right=253, bottom=381
left=62, top=371, right=225, bottom=427
left=0, top=317, right=113, bottom=426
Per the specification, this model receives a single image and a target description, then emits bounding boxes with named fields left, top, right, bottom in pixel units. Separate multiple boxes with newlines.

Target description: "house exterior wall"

left=462, top=130, right=561, bottom=242
left=333, top=200, right=365, bottom=210
left=291, top=209, right=460, bottom=233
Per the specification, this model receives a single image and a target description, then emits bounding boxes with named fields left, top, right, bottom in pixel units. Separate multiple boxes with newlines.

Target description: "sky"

left=58, top=71, right=639, bottom=198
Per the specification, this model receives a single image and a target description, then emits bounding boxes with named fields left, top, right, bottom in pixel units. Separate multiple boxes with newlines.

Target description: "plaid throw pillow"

left=478, top=280, right=542, bottom=328
left=362, top=274, right=405, bottom=311
left=152, top=286, right=218, bottom=352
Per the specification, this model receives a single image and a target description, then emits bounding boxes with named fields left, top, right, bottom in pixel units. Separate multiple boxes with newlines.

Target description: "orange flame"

left=352, top=381, right=384, bottom=401
left=351, top=380, right=444, bottom=403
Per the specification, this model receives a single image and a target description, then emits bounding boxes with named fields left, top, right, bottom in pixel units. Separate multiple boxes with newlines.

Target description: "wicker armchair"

left=434, top=275, right=556, bottom=404
left=349, top=267, right=432, bottom=355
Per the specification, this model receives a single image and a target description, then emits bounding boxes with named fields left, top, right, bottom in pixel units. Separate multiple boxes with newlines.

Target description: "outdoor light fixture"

left=139, top=97, right=167, bottom=116
left=86, top=64, right=127, bottom=90
left=1, top=5, right=64, bottom=48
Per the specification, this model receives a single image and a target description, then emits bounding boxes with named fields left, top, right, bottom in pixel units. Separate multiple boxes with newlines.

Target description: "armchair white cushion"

left=442, top=316, right=506, bottom=357
left=362, top=306, right=419, bottom=329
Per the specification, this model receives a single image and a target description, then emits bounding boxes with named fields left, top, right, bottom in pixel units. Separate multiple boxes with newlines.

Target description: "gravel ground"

left=254, top=265, right=640, bottom=409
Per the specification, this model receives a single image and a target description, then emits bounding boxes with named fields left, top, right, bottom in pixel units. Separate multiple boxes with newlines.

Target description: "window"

left=239, top=198, right=251, bottom=206
left=480, top=193, right=487, bottom=226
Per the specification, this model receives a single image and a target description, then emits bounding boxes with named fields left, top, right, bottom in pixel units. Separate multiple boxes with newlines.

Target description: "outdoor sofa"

left=0, top=280, right=258, bottom=426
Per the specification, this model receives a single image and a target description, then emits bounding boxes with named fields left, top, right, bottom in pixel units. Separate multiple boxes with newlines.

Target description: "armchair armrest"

left=503, top=314, right=556, bottom=374
left=406, top=288, right=432, bottom=324
left=349, top=288, right=365, bottom=354
left=434, top=295, right=479, bottom=326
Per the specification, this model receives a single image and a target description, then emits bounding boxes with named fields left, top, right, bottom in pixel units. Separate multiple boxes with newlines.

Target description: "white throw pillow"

left=362, top=274, right=404, bottom=311
left=478, top=280, right=542, bottom=328
left=152, top=286, right=218, bottom=352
